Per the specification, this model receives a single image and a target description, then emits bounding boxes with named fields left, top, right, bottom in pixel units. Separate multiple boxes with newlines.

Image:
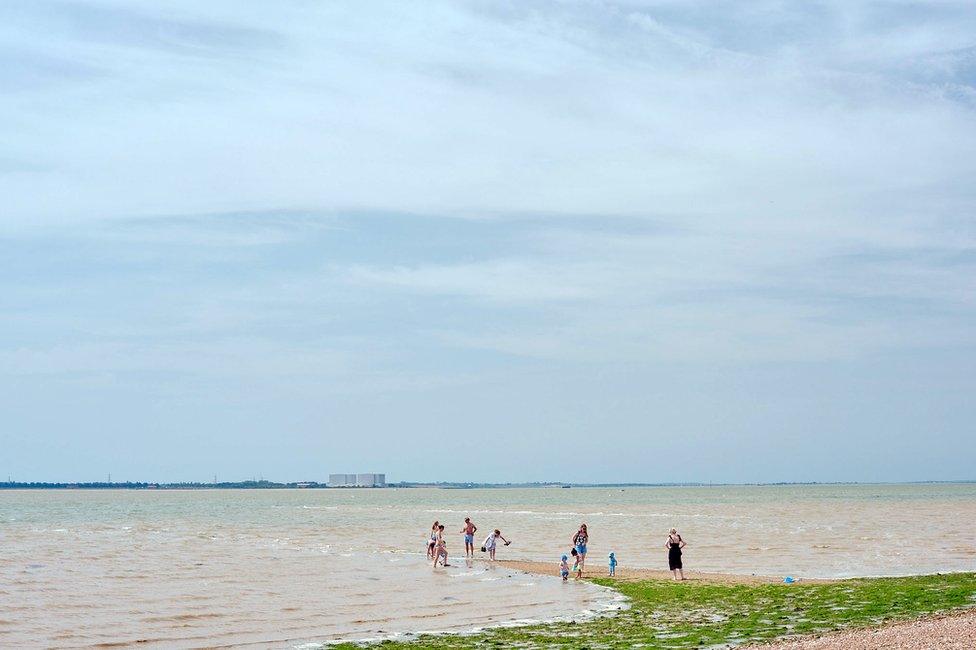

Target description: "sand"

left=747, top=608, right=976, bottom=649
left=498, top=559, right=835, bottom=585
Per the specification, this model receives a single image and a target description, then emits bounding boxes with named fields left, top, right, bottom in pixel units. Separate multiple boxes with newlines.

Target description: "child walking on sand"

left=559, top=554, right=570, bottom=581
left=571, top=548, right=582, bottom=580
left=608, top=551, right=617, bottom=576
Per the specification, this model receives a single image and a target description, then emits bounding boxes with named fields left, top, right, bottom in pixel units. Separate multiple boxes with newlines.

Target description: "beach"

left=497, top=561, right=976, bottom=649
left=368, top=566, right=976, bottom=649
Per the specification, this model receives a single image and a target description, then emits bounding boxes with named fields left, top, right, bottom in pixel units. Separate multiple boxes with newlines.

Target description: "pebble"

left=747, top=609, right=976, bottom=649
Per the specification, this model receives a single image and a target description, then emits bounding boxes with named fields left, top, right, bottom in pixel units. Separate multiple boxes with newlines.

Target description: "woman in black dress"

left=665, top=528, right=686, bottom=580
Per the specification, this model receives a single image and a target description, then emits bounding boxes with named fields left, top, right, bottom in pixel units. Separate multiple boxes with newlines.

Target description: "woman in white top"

left=426, top=520, right=439, bottom=560
left=433, top=524, right=450, bottom=567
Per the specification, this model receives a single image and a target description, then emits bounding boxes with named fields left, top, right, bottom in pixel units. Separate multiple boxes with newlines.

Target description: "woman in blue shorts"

left=572, top=523, right=589, bottom=575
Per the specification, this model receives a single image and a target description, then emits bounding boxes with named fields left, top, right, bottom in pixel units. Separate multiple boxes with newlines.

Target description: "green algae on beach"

left=346, top=572, right=976, bottom=649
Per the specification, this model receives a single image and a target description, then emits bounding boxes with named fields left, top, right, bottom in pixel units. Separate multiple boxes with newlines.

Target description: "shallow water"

left=1, top=484, right=974, bottom=647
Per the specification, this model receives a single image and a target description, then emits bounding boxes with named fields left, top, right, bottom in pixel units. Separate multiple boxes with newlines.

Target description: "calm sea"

left=2, top=483, right=974, bottom=648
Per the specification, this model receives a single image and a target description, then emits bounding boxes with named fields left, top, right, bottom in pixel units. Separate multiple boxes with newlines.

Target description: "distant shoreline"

left=1, top=479, right=973, bottom=490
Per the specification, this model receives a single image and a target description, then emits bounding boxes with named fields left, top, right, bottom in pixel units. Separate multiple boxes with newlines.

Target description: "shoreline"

left=3, top=480, right=974, bottom=490
left=497, top=559, right=838, bottom=585
left=499, top=557, right=976, bottom=583
left=351, top=565, right=976, bottom=649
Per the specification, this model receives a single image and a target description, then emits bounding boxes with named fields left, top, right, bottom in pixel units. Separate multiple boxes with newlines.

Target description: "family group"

left=426, top=518, right=689, bottom=581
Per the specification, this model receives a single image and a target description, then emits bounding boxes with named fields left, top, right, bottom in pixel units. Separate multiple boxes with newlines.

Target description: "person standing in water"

left=482, top=529, right=509, bottom=561
left=666, top=527, right=686, bottom=580
left=433, top=524, right=450, bottom=567
left=459, top=517, right=478, bottom=558
left=559, top=554, right=570, bottom=581
left=426, top=520, right=439, bottom=560
left=572, top=523, right=589, bottom=575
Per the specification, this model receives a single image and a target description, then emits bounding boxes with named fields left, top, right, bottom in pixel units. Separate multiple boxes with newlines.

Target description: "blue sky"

left=2, top=1, right=975, bottom=483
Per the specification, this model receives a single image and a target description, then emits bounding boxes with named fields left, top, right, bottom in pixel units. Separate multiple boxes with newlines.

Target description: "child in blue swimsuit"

left=608, top=551, right=617, bottom=576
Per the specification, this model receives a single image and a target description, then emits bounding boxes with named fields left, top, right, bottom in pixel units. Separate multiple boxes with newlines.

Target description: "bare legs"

left=433, top=547, right=450, bottom=567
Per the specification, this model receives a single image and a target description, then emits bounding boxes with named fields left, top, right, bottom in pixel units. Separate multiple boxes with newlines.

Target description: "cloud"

left=92, top=210, right=343, bottom=247
left=4, top=0, right=287, bottom=57
left=343, top=260, right=597, bottom=303
left=1, top=0, right=974, bottom=227
left=1, top=2, right=975, bottom=480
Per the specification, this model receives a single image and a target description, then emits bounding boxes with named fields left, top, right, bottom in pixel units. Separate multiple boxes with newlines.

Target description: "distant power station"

left=328, top=473, right=386, bottom=487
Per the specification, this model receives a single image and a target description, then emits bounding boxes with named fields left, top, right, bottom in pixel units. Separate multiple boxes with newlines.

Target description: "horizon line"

left=1, top=478, right=974, bottom=489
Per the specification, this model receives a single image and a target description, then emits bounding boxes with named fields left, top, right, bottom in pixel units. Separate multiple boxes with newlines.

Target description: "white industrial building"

left=356, top=473, right=385, bottom=487
left=328, top=473, right=385, bottom=487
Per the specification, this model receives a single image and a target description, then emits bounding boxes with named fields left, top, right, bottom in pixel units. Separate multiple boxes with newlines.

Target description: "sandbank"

left=498, top=558, right=837, bottom=585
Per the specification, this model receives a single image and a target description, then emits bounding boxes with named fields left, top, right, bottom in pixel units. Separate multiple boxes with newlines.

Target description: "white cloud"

left=1, top=0, right=974, bottom=232
left=343, top=260, right=598, bottom=303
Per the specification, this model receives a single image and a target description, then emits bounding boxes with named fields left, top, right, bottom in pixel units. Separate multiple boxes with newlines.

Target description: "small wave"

left=352, top=617, right=393, bottom=624
left=143, top=612, right=226, bottom=623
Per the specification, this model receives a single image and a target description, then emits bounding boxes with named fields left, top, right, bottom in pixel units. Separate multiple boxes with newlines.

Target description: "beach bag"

left=480, top=545, right=486, bottom=552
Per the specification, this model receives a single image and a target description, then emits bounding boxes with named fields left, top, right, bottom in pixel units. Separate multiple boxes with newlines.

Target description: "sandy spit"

left=497, top=559, right=836, bottom=585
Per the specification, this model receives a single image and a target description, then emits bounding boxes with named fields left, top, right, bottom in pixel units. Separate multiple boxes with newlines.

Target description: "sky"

left=1, top=1, right=975, bottom=484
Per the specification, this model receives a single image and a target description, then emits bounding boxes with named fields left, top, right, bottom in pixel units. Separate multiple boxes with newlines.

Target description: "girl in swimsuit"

left=666, top=527, right=686, bottom=581
left=433, top=524, right=450, bottom=567
left=426, top=521, right=439, bottom=560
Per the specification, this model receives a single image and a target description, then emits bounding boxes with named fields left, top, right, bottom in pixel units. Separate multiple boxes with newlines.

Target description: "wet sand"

left=748, top=608, right=976, bottom=649
left=499, top=559, right=837, bottom=585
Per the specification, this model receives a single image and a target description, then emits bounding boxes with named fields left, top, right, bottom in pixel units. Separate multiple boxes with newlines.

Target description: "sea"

left=2, top=483, right=974, bottom=648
